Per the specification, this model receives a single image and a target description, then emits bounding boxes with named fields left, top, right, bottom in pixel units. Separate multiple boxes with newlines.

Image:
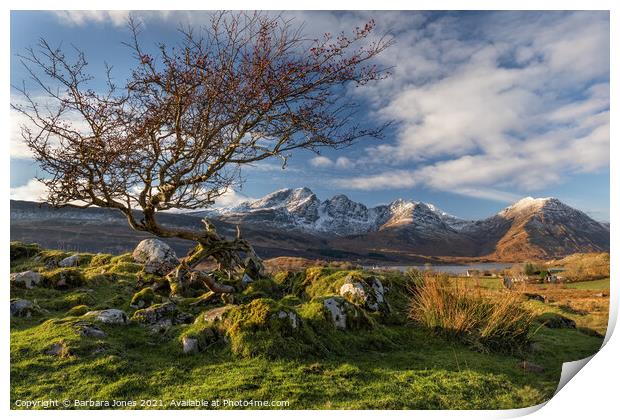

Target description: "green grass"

left=563, top=278, right=610, bottom=290
left=9, top=245, right=607, bottom=410
left=11, top=318, right=602, bottom=409
left=462, top=277, right=610, bottom=291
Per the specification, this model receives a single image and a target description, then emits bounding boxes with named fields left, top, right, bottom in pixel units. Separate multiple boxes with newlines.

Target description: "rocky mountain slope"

left=468, top=197, right=610, bottom=260
left=196, top=187, right=470, bottom=235
left=201, top=189, right=609, bottom=260
left=10, top=189, right=609, bottom=262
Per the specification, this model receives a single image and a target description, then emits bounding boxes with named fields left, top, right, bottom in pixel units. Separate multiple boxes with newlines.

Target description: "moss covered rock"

left=39, top=250, right=72, bottom=268
left=83, top=309, right=128, bottom=325
left=10, top=298, right=43, bottom=317
left=23, top=318, right=111, bottom=359
left=43, top=268, right=85, bottom=289
left=89, top=253, right=113, bottom=267
left=215, top=298, right=316, bottom=359
left=537, top=313, right=577, bottom=329
left=130, top=287, right=156, bottom=309
left=272, top=271, right=306, bottom=296
left=339, top=273, right=386, bottom=312
left=180, top=322, right=221, bottom=354
left=200, top=305, right=236, bottom=323
left=300, top=296, right=373, bottom=331
left=240, top=278, right=282, bottom=301
left=131, top=302, right=192, bottom=331
left=10, top=241, right=41, bottom=261
left=66, top=305, right=90, bottom=316
left=10, top=270, right=43, bottom=289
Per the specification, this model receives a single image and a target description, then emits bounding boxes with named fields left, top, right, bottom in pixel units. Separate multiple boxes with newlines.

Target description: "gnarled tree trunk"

left=166, top=220, right=264, bottom=298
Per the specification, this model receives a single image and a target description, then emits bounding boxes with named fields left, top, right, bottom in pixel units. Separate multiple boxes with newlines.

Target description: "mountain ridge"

left=196, top=187, right=474, bottom=236
left=10, top=188, right=610, bottom=262
left=199, top=188, right=609, bottom=260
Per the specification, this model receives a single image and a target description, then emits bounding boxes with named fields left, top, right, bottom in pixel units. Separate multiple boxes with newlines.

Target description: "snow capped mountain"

left=10, top=189, right=610, bottom=261
left=208, top=187, right=469, bottom=236
left=201, top=187, right=609, bottom=259
left=498, top=196, right=551, bottom=218
left=464, top=196, right=610, bottom=259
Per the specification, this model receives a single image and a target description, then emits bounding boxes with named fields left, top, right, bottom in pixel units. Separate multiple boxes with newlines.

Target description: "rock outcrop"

left=10, top=299, right=40, bottom=317
left=132, top=239, right=179, bottom=275
left=59, top=255, right=80, bottom=267
left=84, top=309, right=128, bottom=325
left=322, top=297, right=348, bottom=329
left=200, top=305, right=235, bottom=323
left=339, top=273, right=386, bottom=312
left=131, top=302, right=192, bottom=331
left=10, top=271, right=42, bottom=289
left=182, top=337, right=200, bottom=354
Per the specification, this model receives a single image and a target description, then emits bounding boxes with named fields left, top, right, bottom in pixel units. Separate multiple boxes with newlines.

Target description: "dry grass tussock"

left=407, top=271, right=536, bottom=353
left=549, top=253, right=609, bottom=281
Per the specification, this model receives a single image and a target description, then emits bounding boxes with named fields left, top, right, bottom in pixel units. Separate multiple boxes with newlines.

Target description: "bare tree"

left=12, top=11, right=393, bottom=297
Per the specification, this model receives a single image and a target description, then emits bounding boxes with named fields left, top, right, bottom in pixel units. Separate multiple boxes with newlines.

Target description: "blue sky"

left=10, top=11, right=610, bottom=221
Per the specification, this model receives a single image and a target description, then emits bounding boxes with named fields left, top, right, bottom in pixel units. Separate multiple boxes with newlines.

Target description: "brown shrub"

left=407, top=272, right=536, bottom=353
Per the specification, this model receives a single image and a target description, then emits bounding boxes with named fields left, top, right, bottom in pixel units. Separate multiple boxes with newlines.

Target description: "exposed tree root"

left=166, top=219, right=265, bottom=298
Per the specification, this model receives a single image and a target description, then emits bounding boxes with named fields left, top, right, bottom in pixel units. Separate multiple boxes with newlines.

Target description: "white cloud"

left=10, top=179, right=48, bottom=201
left=308, top=156, right=357, bottom=169
left=10, top=109, right=34, bottom=159
left=336, top=170, right=417, bottom=191
left=51, top=11, right=131, bottom=27
left=212, top=189, right=254, bottom=209
left=32, top=11, right=609, bottom=204
left=337, top=11, right=609, bottom=201
left=244, top=162, right=299, bottom=173
left=11, top=96, right=96, bottom=160
left=309, top=156, right=334, bottom=168
left=335, top=157, right=355, bottom=169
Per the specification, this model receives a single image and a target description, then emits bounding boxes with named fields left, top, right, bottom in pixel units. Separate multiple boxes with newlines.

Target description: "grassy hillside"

left=10, top=242, right=607, bottom=409
left=548, top=253, right=610, bottom=281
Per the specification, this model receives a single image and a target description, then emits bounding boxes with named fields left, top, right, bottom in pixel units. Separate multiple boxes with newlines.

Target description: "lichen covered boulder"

left=10, top=299, right=41, bottom=317
left=339, top=273, right=386, bottom=312
left=74, top=322, right=107, bottom=338
left=10, top=271, right=43, bottom=289
left=83, top=309, right=128, bottom=325
left=200, top=305, right=236, bottom=323
left=59, top=255, right=80, bottom=267
left=131, top=302, right=192, bottom=331
left=276, top=309, right=299, bottom=329
left=301, top=296, right=372, bottom=331
left=182, top=336, right=200, bottom=354
left=132, top=239, right=179, bottom=275
left=323, top=297, right=348, bottom=329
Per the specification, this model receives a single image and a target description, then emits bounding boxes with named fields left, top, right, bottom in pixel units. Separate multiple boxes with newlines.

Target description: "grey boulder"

left=84, top=309, right=128, bottom=325
left=59, top=255, right=80, bottom=267
left=132, top=302, right=192, bottom=331
left=10, top=271, right=42, bottom=289
left=339, top=274, right=386, bottom=311
left=200, top=305, right=235, bottom=323
left=10, top=299, right=40, bottom=317
left=182, top=337, right=199, bottom=354
left=132, top=239, right=179, bottom=276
